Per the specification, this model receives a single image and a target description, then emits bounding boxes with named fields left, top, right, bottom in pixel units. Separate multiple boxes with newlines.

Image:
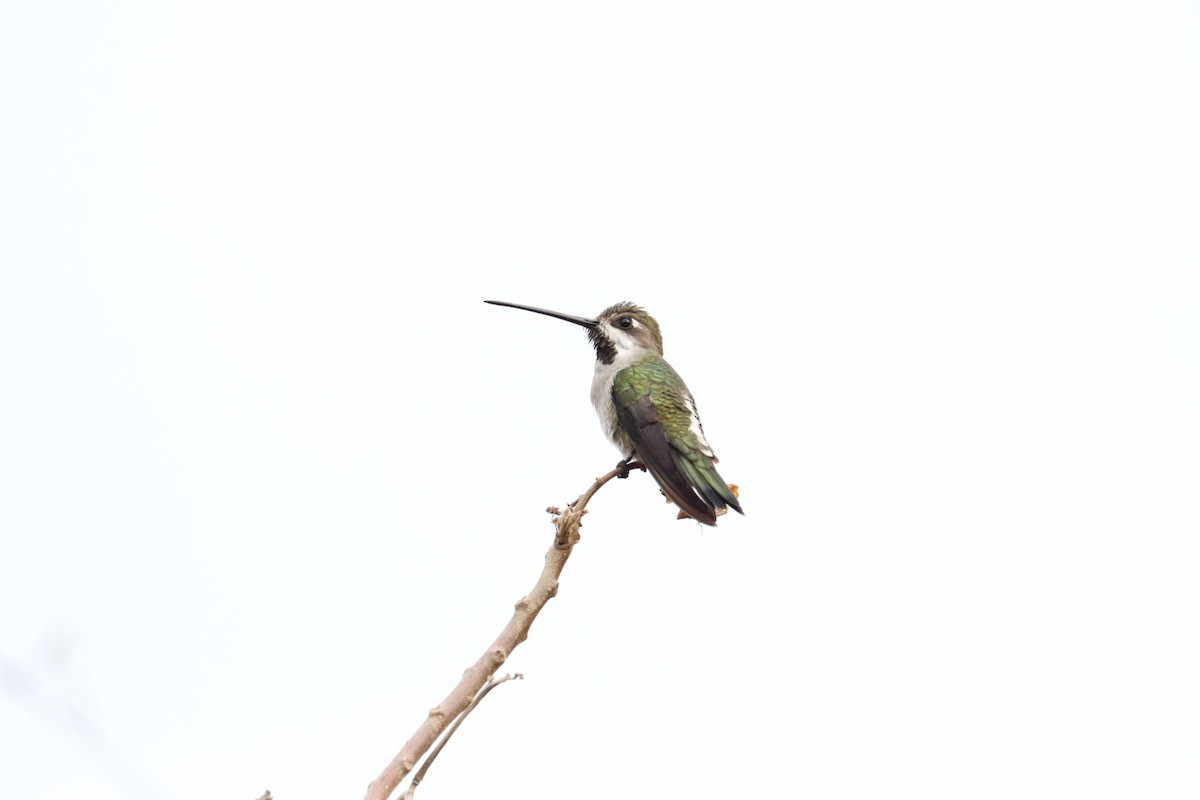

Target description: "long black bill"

left=484, top=300, right=597, bottom=328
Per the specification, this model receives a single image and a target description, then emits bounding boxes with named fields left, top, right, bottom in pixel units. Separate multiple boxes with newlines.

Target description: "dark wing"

left=612, top=358, right=742, bottom=526
left=618, top=392, right=720, bottom=525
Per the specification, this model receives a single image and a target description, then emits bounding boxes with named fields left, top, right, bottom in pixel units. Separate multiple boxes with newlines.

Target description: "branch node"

left=553, top=507, right=586, bottom=548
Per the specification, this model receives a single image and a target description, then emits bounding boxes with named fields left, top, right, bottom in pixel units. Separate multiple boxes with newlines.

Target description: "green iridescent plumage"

left=612, top=355, right=742, bottom=524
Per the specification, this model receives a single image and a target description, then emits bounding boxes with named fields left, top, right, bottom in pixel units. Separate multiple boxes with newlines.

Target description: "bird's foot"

left=616, top=456, right=635, bottom=479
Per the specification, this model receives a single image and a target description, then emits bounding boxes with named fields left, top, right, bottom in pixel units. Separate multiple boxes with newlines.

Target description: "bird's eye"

left=618, top=317, right=633, bottom=329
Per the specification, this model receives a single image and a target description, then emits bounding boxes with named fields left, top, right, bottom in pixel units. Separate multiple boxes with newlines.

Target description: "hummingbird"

left=485, top=300, right=743, bottom=526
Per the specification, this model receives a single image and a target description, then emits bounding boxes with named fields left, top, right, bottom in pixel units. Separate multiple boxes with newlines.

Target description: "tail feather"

left=679, top=456, right=743, bottom=516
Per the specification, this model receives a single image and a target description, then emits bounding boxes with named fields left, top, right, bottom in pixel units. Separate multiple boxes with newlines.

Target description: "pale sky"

left=2, top=2, right=1197, bottom=799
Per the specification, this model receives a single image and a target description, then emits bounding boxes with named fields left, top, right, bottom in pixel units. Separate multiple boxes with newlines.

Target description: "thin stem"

left=401, top=674, right=523, bottom=799
left=363, top=461, right=645, bottom=800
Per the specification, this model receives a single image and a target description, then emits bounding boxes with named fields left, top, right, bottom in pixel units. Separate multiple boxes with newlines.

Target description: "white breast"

left=589, top=339, right=646, bottom=456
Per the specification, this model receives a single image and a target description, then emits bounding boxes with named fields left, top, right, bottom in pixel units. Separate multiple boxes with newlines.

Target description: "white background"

left=2, top=2, right=1197, bottom=798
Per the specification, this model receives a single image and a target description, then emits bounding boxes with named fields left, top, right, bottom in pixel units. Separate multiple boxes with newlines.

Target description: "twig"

left=363, top=462, right=646, bottom=800
left=399, top=673, right=523, bottom=799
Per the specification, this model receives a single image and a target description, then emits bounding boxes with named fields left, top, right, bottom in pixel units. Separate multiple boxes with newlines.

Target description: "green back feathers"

left=612, top=355, right=742, bottom=524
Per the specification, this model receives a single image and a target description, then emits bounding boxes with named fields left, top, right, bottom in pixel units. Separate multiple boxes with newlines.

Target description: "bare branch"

left=363, top=462, right=645, bottom=800
left=400, top=673, right=523, bottom=800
